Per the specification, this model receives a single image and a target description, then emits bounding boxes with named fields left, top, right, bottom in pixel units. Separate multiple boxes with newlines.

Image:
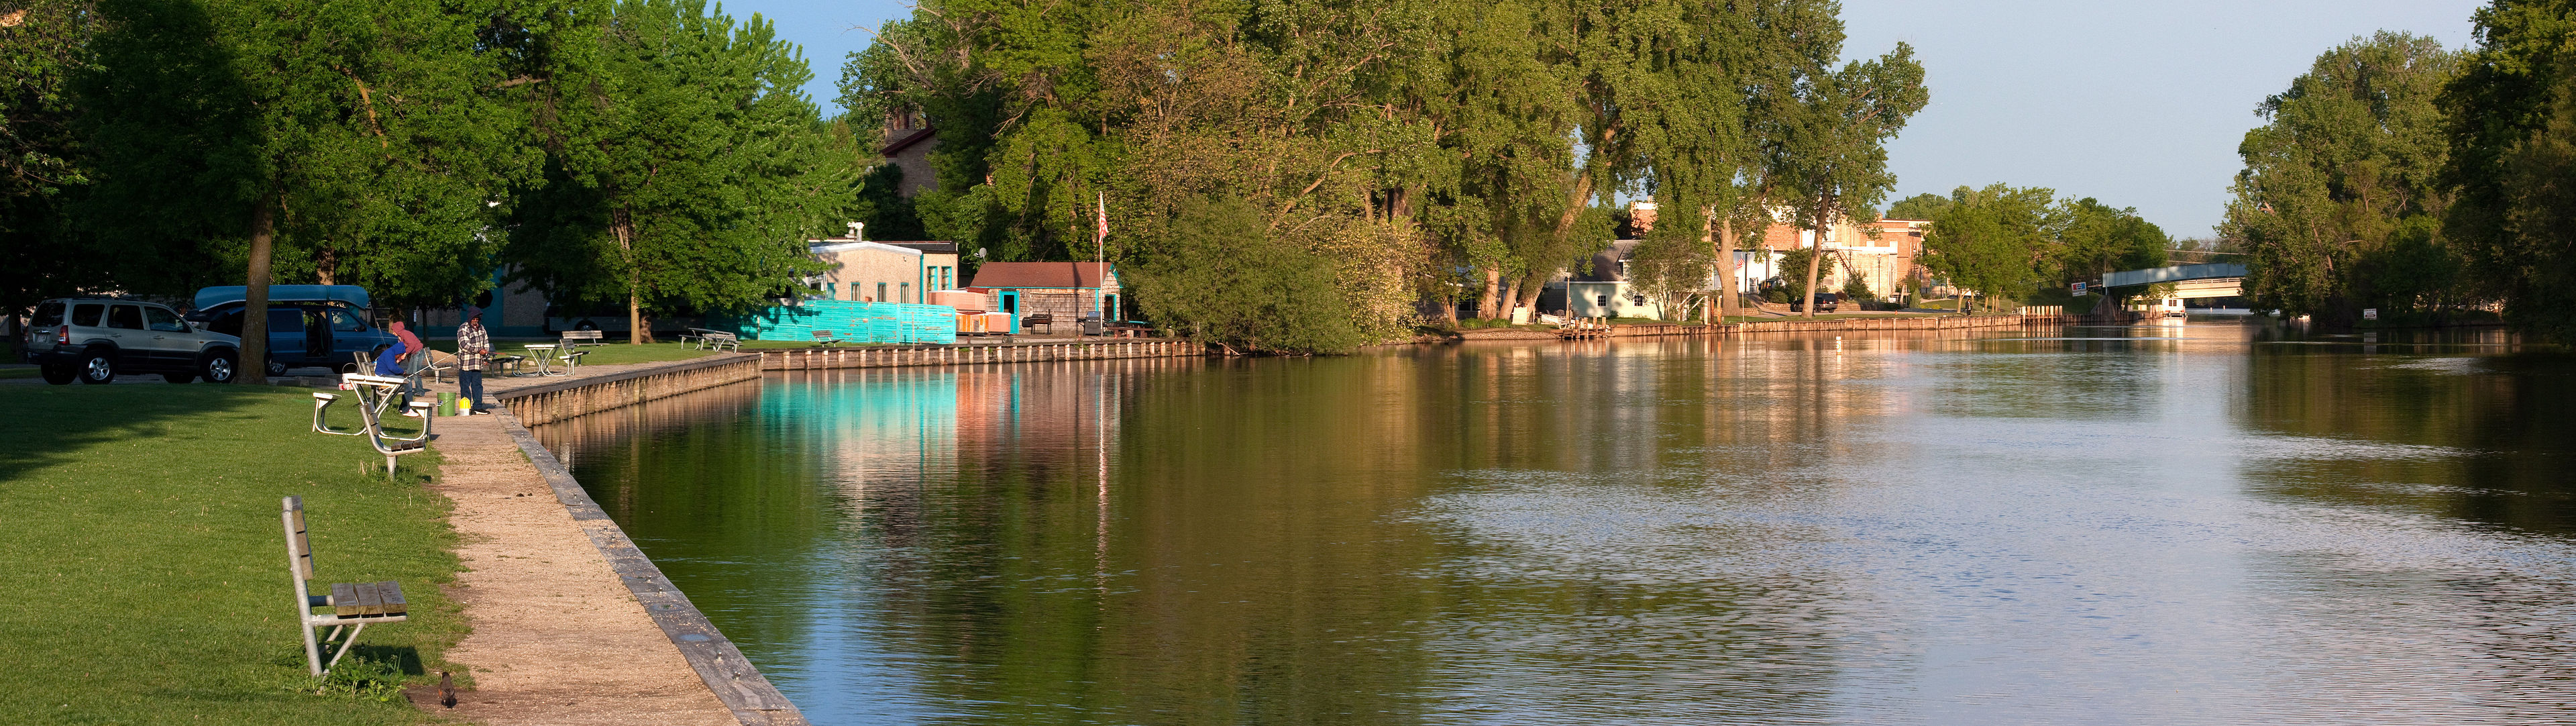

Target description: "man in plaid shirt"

left=457, top=307, right=495, bottom=415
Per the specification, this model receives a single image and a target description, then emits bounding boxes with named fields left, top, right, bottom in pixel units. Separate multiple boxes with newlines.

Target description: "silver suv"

left=21, top=299, right=244, bottom=384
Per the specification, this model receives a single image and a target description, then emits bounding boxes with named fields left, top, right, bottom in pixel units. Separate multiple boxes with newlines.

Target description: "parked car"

left=1788, top=292, right=1841, bottom=313
left=190, top=285, right=398, bottom=376
left=21, top=298, right=243, bottom=384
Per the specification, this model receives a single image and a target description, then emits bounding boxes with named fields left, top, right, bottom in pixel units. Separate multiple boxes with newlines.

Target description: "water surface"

left=539, top=320, right=2576, bottom=724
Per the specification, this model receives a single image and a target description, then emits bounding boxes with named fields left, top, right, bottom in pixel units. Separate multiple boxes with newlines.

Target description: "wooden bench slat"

left=356, top=582, right=384, bottom=616
left=287, top=503, right=314, bottom=580
left=376, top=581, right=406, bottom=615
left=331, top=582, right=361, bottom=617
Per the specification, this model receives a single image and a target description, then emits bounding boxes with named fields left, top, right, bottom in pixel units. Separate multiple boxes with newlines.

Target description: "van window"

left=107, top=305, right=145, bottom=330
left=325, top=308, right=366, bottom=332
left=71, top=303, right=103, bottom=327
left=32, top=302, right=64, bottom=327
left=146, top=307, right=189, bottom=333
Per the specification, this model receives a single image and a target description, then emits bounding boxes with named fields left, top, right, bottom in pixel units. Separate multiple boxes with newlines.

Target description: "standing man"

left=388, top=320, right=427, bottom=397
left=457, top=307, right=494, bottom=415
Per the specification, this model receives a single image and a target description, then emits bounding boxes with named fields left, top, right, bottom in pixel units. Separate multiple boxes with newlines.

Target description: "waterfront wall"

left=496, top=354, right=765, bottom=425
left=757, top=339, right=1203, bottom=370
left=1726, top=313, right=2053, bottom=333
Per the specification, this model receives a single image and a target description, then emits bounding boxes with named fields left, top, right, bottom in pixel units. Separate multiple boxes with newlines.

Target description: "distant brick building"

left=1755, top=212, right=1931, bottom=299
left=881, top=109, right=938, bottom=197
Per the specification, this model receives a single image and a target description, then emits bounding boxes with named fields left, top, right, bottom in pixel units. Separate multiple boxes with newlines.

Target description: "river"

left=535, top=319, right=2575, bottom=725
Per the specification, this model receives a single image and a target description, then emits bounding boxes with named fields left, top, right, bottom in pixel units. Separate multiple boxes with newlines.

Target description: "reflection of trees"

left=2238, top=342, right=2576, bottom=532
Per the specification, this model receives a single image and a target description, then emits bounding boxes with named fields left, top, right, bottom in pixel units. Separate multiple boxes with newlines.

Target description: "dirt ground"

left=417, top=413, right=735, bottom=725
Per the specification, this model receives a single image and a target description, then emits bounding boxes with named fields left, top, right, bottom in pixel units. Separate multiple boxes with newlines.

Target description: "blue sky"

left=763, top=0, right=2485, bottom=238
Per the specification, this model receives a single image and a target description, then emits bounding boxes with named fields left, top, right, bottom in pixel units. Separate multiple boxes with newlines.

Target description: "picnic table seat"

left=813, top=330, right=845, bottom=346
left=559, top=329, right=607, bottom=347
left=698, top=331, right=741, bottom=352
left=282, top=496, right=409, bottom=677
left=315, top=374, right=435, bottom=477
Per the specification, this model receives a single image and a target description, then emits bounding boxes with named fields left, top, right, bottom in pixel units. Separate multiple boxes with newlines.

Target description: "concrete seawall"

left=496, top=354, right=764, bottom=425
left=757, top=339, right=1203, bottom=370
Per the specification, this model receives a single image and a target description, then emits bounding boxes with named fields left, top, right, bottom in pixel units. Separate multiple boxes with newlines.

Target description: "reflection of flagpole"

left=1095, top=193, right=1108, bottom=322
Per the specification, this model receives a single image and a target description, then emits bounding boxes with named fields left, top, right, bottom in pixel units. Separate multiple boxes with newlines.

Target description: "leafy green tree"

left=1131, top=196, right=1362, bottom=354
left=80, top=0, right=549, bottom=379
left=856, top=164, right=927, bottom=242
left=2051, top=197, right=2168, bottom=287
left=508, top=0, right=845, bottom=343
left=1770, top=42, right=1929, bottom=318
left=1884, top=192, right=1950, bottom=220
left=2223, top=32, right=2463, bottom=325
left=2443, top=0, right=2576, bottom=340
left=0, top=0, right=99, bottom=315
left=1921, top=185, right=2055, bottom=314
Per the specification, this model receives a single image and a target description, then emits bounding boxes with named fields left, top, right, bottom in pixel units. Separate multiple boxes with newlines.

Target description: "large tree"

left=1770, top=42, right=1928, bottom=318
left=1920, top=184, right=2055, bottom=315
left=0, top=0, right=99, bottom=317
left=2223, top=32, right=2464, bottom=325
left=508, top=0, right=847, bottom=343
left=81, top=0, right=549, bottom=380
left=2443, top=0, right=2576, bottom=341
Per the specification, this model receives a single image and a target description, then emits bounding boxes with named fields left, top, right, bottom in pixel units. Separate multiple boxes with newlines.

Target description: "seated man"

left=374, top=340, right=413, bottom=415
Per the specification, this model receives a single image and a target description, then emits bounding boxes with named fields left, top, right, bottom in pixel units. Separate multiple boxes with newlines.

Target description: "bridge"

left=2101, top=262, right=2247, bottom=299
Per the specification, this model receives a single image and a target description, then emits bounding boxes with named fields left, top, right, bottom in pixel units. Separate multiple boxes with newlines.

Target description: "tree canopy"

left=2222, top=32, right=2466, bottom=325
left=2442, top=0, right=2576, bottom=340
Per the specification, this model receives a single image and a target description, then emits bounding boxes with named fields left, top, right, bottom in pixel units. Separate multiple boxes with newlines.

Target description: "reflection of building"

left=809, top=225, right=961, bottom=304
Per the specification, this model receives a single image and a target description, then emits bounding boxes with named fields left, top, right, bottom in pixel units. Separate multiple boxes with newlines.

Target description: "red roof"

left=965, top=262, right=1114, bottom=289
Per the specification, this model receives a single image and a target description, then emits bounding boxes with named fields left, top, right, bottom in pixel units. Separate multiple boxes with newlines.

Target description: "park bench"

left=281, top=496, right=409, bottom=676
left=1022, top=313, right=1055, bottom=333
left=559, top=329, right=606, bottom=348
left=812, top=330, right=845, bottom=346
left=312, top=373, right=435, bottom=477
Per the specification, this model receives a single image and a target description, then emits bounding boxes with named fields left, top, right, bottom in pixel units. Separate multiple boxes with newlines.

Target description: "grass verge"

left=0, top=384, right=462, bottom=723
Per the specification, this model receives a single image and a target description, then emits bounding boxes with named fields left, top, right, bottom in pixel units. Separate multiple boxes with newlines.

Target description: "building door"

left=1102, top=294, right=1119, bottom=322
left=1000, top=291, right=1018, bottom=315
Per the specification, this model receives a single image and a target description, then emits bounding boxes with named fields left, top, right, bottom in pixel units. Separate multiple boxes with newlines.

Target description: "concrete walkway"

left=422, top=411, right=737, bottom=724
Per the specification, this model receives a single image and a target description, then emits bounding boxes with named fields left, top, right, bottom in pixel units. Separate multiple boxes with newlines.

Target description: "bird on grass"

left=439, top=671, right=456, bottom=708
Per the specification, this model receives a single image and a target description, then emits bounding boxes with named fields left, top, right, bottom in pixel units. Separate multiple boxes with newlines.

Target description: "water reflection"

left=538, top=321, right=2576, bottom=725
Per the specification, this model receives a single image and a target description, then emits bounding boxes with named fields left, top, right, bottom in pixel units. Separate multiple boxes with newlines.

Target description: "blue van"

left=191, top=286, right=400, bottom=376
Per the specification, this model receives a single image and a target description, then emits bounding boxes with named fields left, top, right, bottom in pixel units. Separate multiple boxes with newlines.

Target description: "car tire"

left=266, top=356, right=288, bottom=376
left=76, top=349, right=116, bottom=384
left=575, top=319, right=600, bottom=331
left=201, top=350, right=240, bottom=384
left=40, top=364, right=75, bottom=385
left=163, top=372, right=197, bottom=384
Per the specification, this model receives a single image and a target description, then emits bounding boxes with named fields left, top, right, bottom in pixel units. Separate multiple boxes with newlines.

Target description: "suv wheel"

left=201, top=350, right=240, bottom=384
left=40, top=364, right=75, bottom=385
left=266, top=357, right=288, bottom=376
left=76, top=349, right=116, bottom=384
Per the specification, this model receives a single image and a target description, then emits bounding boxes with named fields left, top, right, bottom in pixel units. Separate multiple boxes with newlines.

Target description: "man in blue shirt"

left=374, top=340, right=413, bottom=415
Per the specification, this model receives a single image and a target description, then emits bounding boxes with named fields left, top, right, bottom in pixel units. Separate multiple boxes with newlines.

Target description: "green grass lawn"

left=0, top=384, right=462, bottom=723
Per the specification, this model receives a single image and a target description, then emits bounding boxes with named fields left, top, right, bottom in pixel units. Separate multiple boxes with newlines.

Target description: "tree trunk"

left=1801, top=213, right=1829, bottom=319
left=314, top=244, right=337, bottom=286
left=1498, top=276, right=1522, bottom=321
left=1477, top=267, right=1501, bottom=319
left=241, top=199, right=276, bottom=384
left=614, top=211, right=652, bottom=344
left=1711, top=207, right=1739, bottom=322
left=1513, top=272, right=1546, bottom=317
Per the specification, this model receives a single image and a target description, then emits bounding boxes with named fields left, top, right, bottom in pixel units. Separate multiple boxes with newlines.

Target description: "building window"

left=1596, top=295, right=1611, bottom=308
left=901, top=282, right=911, bottom=303
left=876, top=282, right=887, bottom=303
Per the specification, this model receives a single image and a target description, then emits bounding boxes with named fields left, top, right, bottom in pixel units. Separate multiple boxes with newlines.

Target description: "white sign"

left=2363, top=308, right=2379, bottom=320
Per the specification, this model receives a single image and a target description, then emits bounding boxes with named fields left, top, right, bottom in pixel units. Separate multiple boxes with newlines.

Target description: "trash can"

left=1081, top=316, right=1104, bottom=335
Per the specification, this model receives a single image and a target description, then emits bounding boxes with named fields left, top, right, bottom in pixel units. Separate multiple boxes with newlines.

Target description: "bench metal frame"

left=312, top=373, right=435, bottom=477
left=282, top=496, right=409, bottom=677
